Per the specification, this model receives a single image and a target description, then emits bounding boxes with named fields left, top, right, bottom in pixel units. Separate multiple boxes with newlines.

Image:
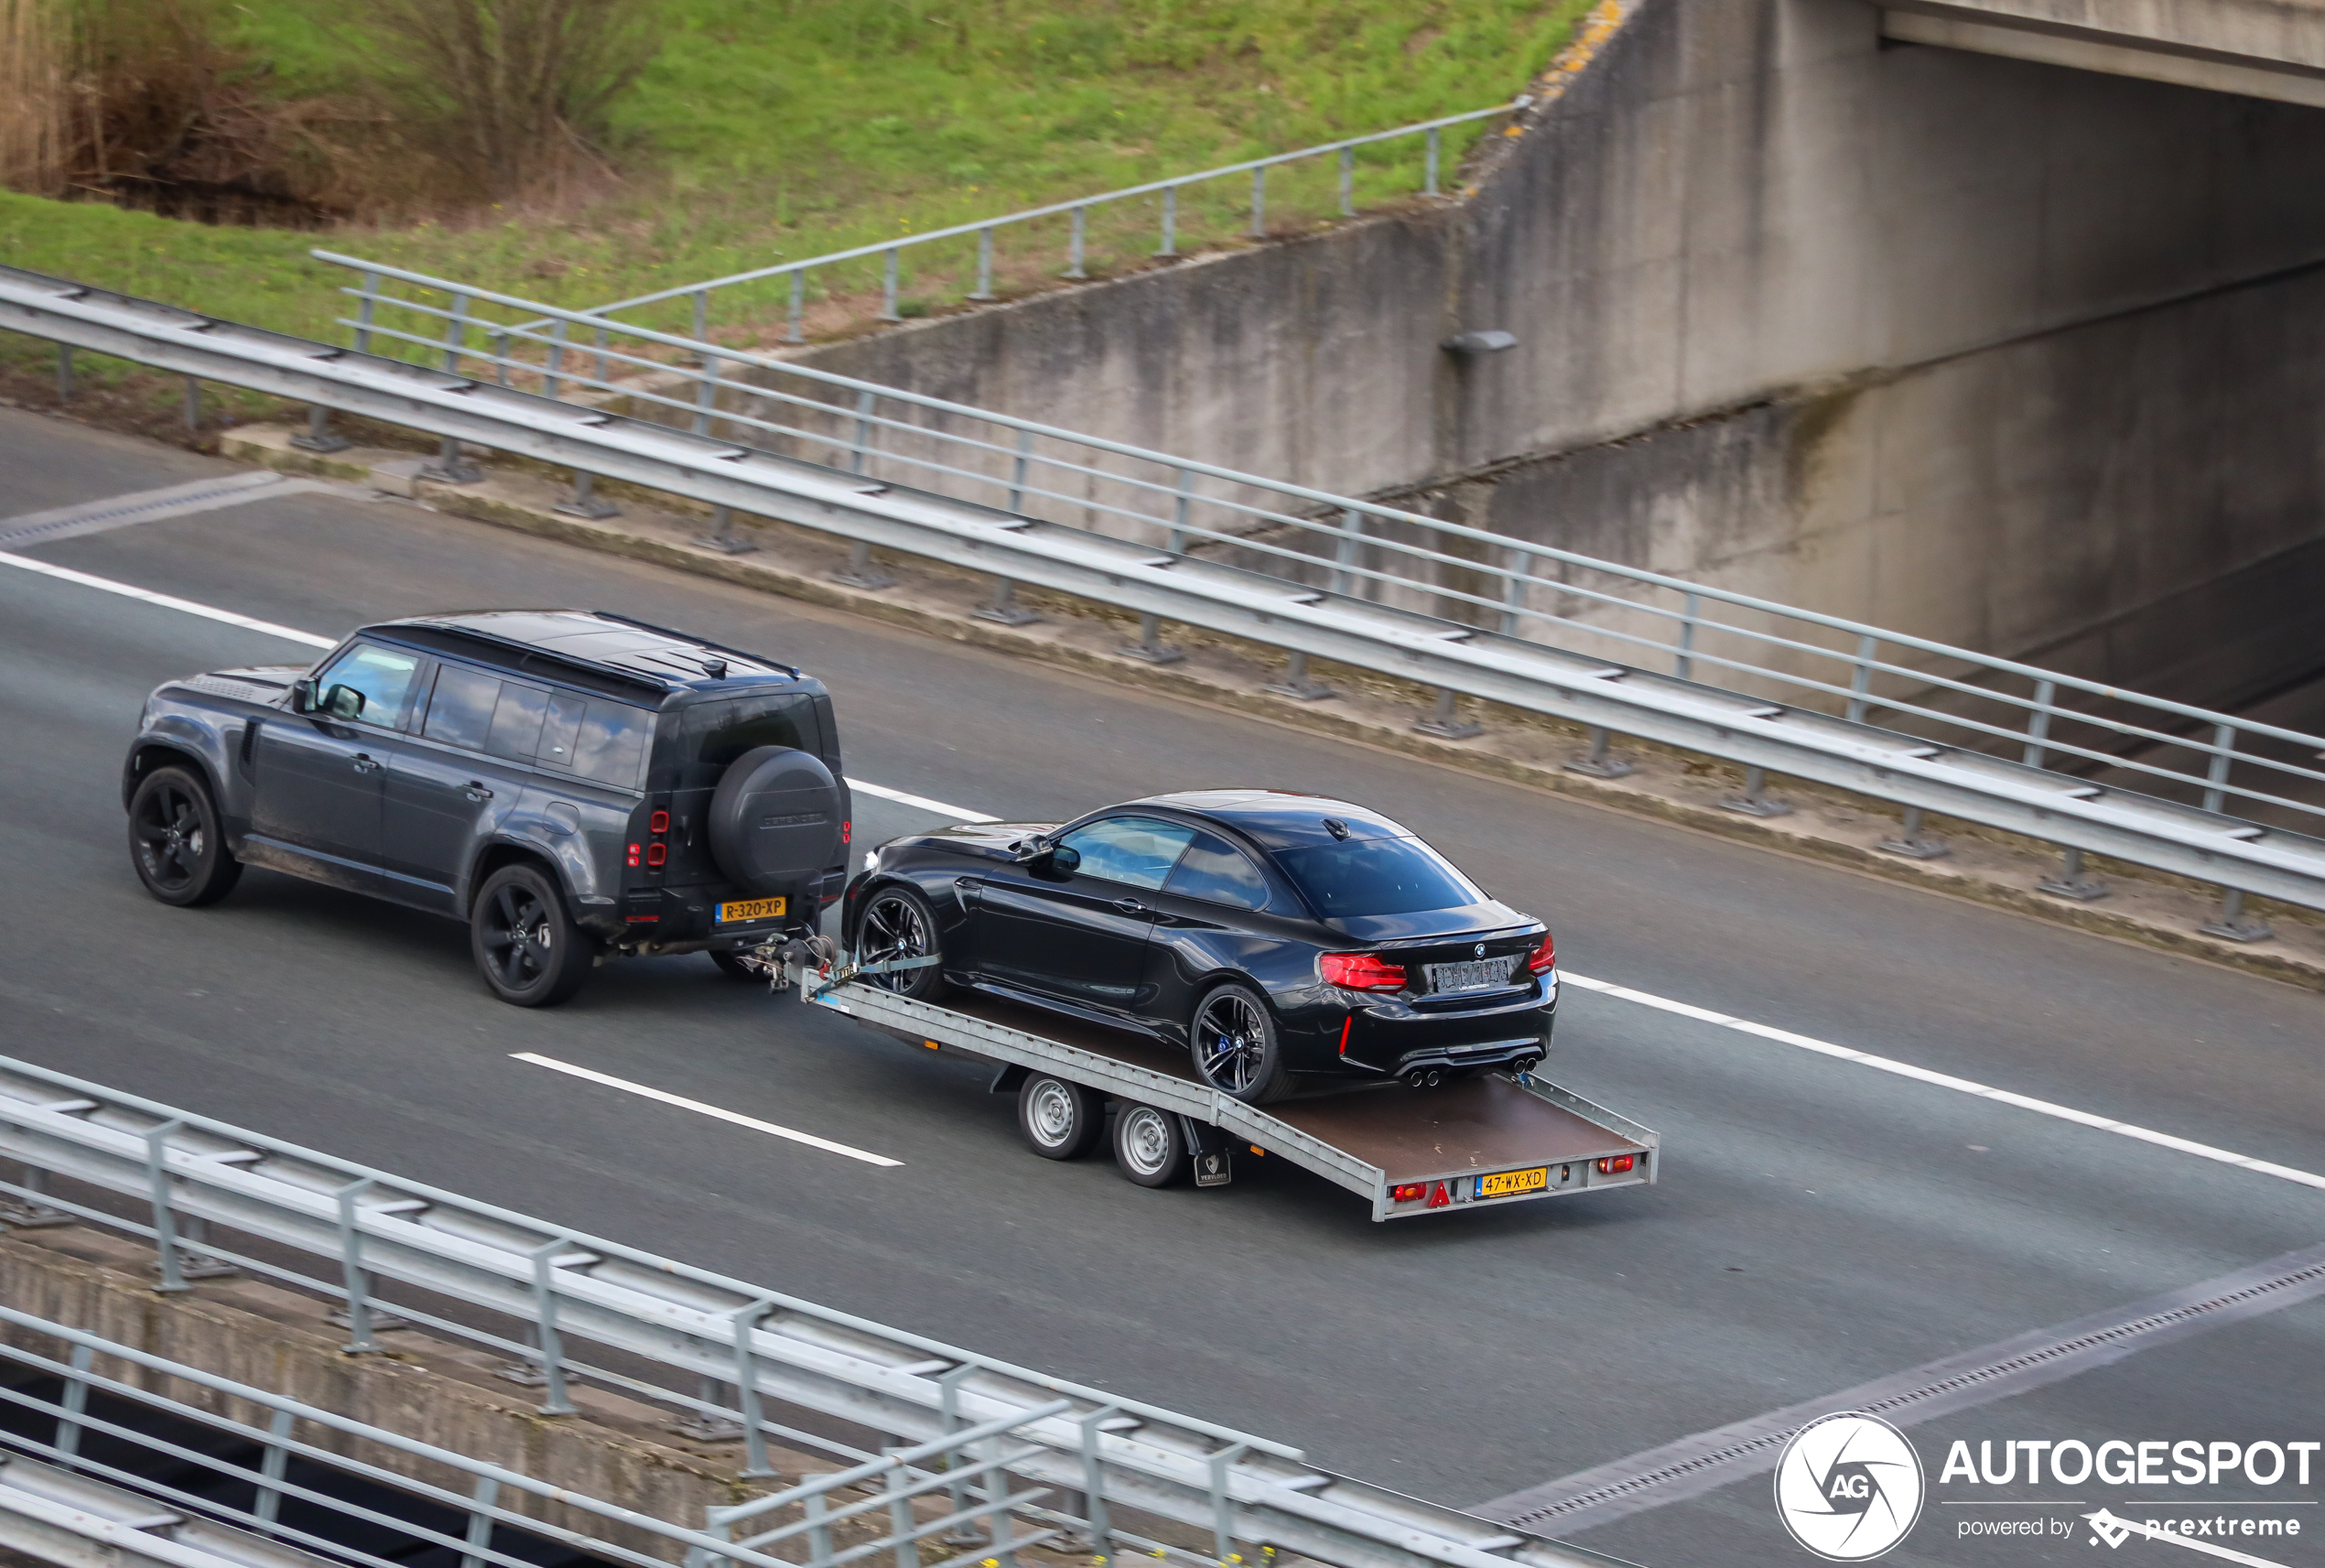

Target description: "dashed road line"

left=0, top=472, right=339, bottom=549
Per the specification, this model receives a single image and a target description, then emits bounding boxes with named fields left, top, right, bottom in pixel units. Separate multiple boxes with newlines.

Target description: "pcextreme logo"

left=1774, top=1412, right=1927, bottom=1561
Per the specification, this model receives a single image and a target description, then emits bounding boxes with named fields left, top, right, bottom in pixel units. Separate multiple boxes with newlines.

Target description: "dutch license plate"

left=716, top=896, right=787, bottom=925
left=1427, top=957, right=1513, bottom=992
left=1476, top=1166, right=1549, bottom=1200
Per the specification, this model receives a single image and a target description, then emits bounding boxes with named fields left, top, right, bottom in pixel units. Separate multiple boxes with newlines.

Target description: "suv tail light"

left=625, top=843, right=641, bottom=868
left=645, top=843, right=667, bottom=868
left=1526, top=932, right=1557, bottom=974
left=649, top=810, right=670, bottom=835
left=1320, top=952, right=1406, bottom=991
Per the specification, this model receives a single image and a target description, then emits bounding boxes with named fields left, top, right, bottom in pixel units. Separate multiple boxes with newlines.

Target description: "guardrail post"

left=354, top=271, right=377, bottom=354
left=524, top=1239, right=578, bottom=1416
left=1075, top=1407, right=1116, bottom=1558
left=143, top=1119, right=189, bottom=1293
left=849, top=387, right=875, bottom=475
left=1425, top=127, right=1441, bottom=195
left=693, top=288, right=708, bottom=343
left=334, top=1177, right=381, bottom=1353
left=1265, top=650, right=1332, bottom=701
left=2201, top=887, right=2274, bottom=943
left=789, top=272, right=808, bottom=343
left=254, top=1409, right=294, bottom=1529
left=694, top=503, right=756, bottom=556
left=420, top=435, right=481, bottom=485
left=881, top=249, right=902, bottom=322
left=593, top=321, right=610, bottom=384
left=1065, top=206, right=1088, bottom=279
left=671, top=1371, right=746, bottom=1441
left=984, top=1470, right=1019, bottom=1568
left=546, top=319, right=568, bottom=400
left=1720, top=765, right=1792, bottom=818
left=1005, top=427, right=1033, bottom=513
left=441, top=290, right=470, bottom=373
left=693, top=353, right=720, bottom=438
left=1332, top=508, right=1365, bottom=598
left=1, top=1163, right=71, bottom=1227
left=971, top=230, right=996, bottom=301
left=732, top=1299, right=779, bottom=1479
left=182, top=376, right=201, bottom=433
left=1413, top=688, right=1481, bottom=741
left=1845, top=633, right=1878, bottom=724
left=460, top=1475, right=500, bottom=1568
left=556, top=470, right=621, bottom=521
left=2201, top=722, right=2237, bottom=815
left=1207, top=1443, right=1249, bottom=1567
left=884, top=1450, right=917, bottom=1568
left=2021, top=678, right=2057, bottom=769
left=1876, top=806, right=1948, bottom=860
left=55, top=1344, right=93, bottom=1462
left=1168, top=468, right=1193, bottom=553
left=489, top=330, right=512, bottom=388
left=1249, top=168, right=1267, bottom=238
left=1339, top=146, right=1355, bottom=216
left=1118, top=611, right=1184, bottom=665
left=1675, top=590, right=1699, bottom=679
left=1499, top=549, right=1532, bottom=635
left=2037, top=846, right=2107, bottom=902
left=835, top=540, right=895, bottom=590
left=976, top=579, right=1041, bottom=626
left=1566, top=727, right=1632, bottom=779
left=55, top=344, right=72, bottom=402
left=289, top=405, right=351, bottom=454
left=935, top=1367, right=989, bottom=1546
left=1157, top=186, right=1178, bottom=257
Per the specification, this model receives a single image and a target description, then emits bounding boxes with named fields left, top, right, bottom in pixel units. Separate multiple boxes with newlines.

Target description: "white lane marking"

left=511, top=1053, right=903, bottom=1167
left=846, top=776, right=999, bottom=823
left=18, top=555, right=2318, bottom=1192
left=1560, top=972, right=2325, bottom=1190
left=0, top=552, right=337, bottom=648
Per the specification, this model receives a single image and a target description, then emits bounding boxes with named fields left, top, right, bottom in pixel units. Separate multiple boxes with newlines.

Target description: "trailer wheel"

left=1018, top=1076, right=1106, bottom=1161
left=1112, top=1104, right=1190, bottom=1188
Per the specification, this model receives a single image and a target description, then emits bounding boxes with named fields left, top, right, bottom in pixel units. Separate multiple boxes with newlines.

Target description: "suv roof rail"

left=589, top=609, right=802, bottom=679
left=373, top=622, right=668, bottom=697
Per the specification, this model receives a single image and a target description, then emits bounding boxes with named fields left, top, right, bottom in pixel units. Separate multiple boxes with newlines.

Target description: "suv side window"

left=486, top=683, right=550, bottom=760
left=1057, top=816, right=1195, bottom=891
left=313, top=643, right=422, bottom=729
left=1162, top=829, right=1271, bottom=911
left=422, top=664, right=502, bottom=752
left=539, top=691, right=652, bottom=789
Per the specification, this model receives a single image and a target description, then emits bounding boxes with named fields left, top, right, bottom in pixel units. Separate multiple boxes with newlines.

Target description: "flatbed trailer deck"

left=801, top=974, right=1658, bottom=1221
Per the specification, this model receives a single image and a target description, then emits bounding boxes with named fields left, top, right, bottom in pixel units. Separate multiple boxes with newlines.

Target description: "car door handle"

left=351, top=753, right=382, bottom=773
left=465, top=783, right=495, bottom=802
left=1112, top=898, right=1148, bottom=914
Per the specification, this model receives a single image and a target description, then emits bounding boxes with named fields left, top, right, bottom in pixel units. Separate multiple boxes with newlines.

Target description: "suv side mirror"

left=289, top=677, right=316, bottom=712
left=320, top=683, right=365, bottom=721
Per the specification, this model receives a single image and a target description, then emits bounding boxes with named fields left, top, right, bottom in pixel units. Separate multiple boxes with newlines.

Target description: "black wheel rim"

left=134, top=783, right=204, bottom=890
left=860, top=893, right=931, bottom=992
left=481, top=882, right=553, bottom=991
left=1195, top=992, right=1268, bottom=1093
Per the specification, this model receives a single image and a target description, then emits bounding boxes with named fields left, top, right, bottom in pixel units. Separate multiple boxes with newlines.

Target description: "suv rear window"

left=538, top=692, right=651, bottom=789
left=1273, top=837, right=1485, bottom=918
left=667, top=691, right=821, bottom=788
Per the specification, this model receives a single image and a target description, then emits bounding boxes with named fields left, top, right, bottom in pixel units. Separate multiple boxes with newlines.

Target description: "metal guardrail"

left=526, top=99, right=1528, bottom=343
left=0, top=1304, right=1096, bottom=1568
left=5, top=257, right=2325, bottom=925
left=0, top=1057, right=1631, bottom=1568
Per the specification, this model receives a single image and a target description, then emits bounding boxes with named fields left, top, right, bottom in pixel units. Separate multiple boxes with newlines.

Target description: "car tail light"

left=649, top=810, right=670, bottom=835
left=1321, top=952, right=1406, bottom=991
left=625, top=843, right=641, bottom=868
left=645, top=843, right=667, bottom=868
left=1596, top=1154, right=1635, bottom=1175
left=1526, top=932, right=1556, bottom=974
left=1390, top=1183, right=1427, bottom=1203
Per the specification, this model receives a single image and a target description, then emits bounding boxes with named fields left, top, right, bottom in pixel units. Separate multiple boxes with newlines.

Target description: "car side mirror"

left=1049, top=844, right=1080, bottom=873
left=289, top=677, right=316, bottom=712
left=320, top=683, right=365, bottom=721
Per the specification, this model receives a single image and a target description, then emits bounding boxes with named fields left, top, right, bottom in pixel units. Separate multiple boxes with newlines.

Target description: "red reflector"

left=650, top=810, right=670, bottom=835
left=1336, top=1015, right=1354, bottom=1055
left=625, top=843, right=641, bottom=868
left=1425, top=1182, right=1452, bottom=1209
left=842, top=820, right=852, bottom=843
left=645, top=843, right=667, bottom=867
left=1596, top=1154, right=1635, bottom=1175
left=1527, top=931, right=1557, bottom=974
left=1390, top=1183, right=1428, bottom=1203
left=624, top=914, right=659, bottom=924
left=1320, top=952, right=1406, bottom=991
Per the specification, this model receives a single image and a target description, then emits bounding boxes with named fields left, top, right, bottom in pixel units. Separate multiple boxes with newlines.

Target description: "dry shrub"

left=0, top=0, right=69, bottom=195
left=364, top=0, right=658, bottom=204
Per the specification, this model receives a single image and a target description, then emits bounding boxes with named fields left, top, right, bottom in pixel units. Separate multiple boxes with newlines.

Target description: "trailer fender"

left=1178, top=1116, right=1234, bottom=1187
left=988, top=1064, right=1031, bottom=1095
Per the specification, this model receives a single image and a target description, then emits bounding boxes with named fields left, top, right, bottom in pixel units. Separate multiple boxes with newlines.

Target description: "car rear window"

left=667, top=691, right=821, bottom=788
left=1272, top=837, right=1485, bottom=918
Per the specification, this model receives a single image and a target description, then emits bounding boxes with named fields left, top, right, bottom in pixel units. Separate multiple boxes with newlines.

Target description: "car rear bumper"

left=1326, top=985, right=1556, bottom=1080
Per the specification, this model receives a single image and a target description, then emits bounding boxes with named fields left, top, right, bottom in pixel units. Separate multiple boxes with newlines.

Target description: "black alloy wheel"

left=1190, top=983, right=1290, bottom=1104
left=470, top=863, right=594, bottom=1007
left=857, top=886, right=949, bottom=1000
left=127, top=766, right=242, bottom=907
left=1018, top=1075, right=1107, bottom=1160
left=1111, top=1102, right=1191, bottom=1187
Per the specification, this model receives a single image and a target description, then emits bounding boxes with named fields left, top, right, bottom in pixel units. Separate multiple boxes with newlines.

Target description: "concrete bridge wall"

left=785, top=0, right=2325, bottom=707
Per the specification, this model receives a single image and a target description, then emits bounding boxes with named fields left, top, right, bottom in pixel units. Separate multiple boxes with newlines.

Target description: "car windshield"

left=1272, top=836, right=1485, bottom=918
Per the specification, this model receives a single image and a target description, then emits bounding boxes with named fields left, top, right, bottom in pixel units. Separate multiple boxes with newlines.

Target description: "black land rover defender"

left=121, top=610, right=851, bottom=1006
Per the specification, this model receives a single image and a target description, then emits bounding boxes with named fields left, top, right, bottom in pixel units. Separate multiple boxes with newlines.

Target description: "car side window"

left=1056, top=816, right=1195, bottom=891
left=423, top=664, right=503, bottom=752
left=486, top=682, right=550, bottom=761
left=313, top=643, right=420, bottom=729
left=537, top=691, right=652, bottom=789
left=1162, top=829, right=1271, bottom=911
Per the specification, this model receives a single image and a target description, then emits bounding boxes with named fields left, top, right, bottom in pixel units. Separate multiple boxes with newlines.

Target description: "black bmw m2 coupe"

left=840, top=789, right=1556, bottom=1103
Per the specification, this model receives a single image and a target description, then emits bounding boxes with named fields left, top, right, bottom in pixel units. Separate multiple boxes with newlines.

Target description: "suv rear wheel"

left=127, top=765, right=242, bottom=907
left=470, top=863, right=593, bottom=1007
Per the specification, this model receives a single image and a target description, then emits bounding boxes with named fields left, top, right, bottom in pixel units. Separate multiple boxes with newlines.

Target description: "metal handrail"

left=523, top=97, right=1528, bottom=341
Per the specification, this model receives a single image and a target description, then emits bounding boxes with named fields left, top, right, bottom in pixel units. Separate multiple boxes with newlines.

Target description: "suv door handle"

left=465, top=783, right=495, bottom=802
left=351, top=753, right=382, bottom=773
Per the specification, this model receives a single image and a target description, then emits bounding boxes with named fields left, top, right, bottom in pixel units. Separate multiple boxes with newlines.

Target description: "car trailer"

left=785, top=950, right=1659, bottom=1222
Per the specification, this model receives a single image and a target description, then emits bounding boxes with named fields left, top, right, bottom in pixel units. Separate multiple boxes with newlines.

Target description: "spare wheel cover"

left=706, top=745, right=843, bottom=896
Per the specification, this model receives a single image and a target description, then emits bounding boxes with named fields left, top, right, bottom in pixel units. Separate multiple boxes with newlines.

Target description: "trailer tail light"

left=1321, top=952, right=1406, bottom=991
left=1390, top=1183, right=1427, bottom=1203
left=626, top=843, right=641, bottom=868
left=1526, top=932, right=1557, bottom=974
left=645, top=843, right=667, bottom=868
left=1596, top=1154, right=1635, bottom=1175
left=649, top=810, right=670, bottom=835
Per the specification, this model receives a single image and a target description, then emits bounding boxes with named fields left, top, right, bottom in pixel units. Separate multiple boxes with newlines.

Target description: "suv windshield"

left=668, top=691, right=821, bottom=788
left=1273, top=837, right=1484, bottom=918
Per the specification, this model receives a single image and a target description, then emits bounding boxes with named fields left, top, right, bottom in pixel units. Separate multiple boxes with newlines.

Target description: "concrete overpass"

left=1885, top=0, right=2325, bottom=107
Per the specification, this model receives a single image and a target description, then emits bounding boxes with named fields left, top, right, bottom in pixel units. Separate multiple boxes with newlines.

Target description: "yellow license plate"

left=716, top=896, right=787, bottom=924
left=1477, top=1167, right=1549, bottom=1199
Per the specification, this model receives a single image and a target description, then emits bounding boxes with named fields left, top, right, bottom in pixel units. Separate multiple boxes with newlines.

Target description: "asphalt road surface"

left=3, top=407, right=2320, bottom=1568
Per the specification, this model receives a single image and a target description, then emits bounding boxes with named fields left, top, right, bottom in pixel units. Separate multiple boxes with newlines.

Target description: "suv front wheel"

left=128, top=765, right=242, bottom=908
left=470, top=863, right=594, bottom=1007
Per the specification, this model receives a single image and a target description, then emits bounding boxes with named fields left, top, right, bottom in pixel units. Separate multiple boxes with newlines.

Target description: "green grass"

left=4, top=0, right=1590, bottom=369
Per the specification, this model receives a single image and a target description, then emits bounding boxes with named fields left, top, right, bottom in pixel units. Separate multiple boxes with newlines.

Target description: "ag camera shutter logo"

left=1773, top=1412, right=1925, bottom=1561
